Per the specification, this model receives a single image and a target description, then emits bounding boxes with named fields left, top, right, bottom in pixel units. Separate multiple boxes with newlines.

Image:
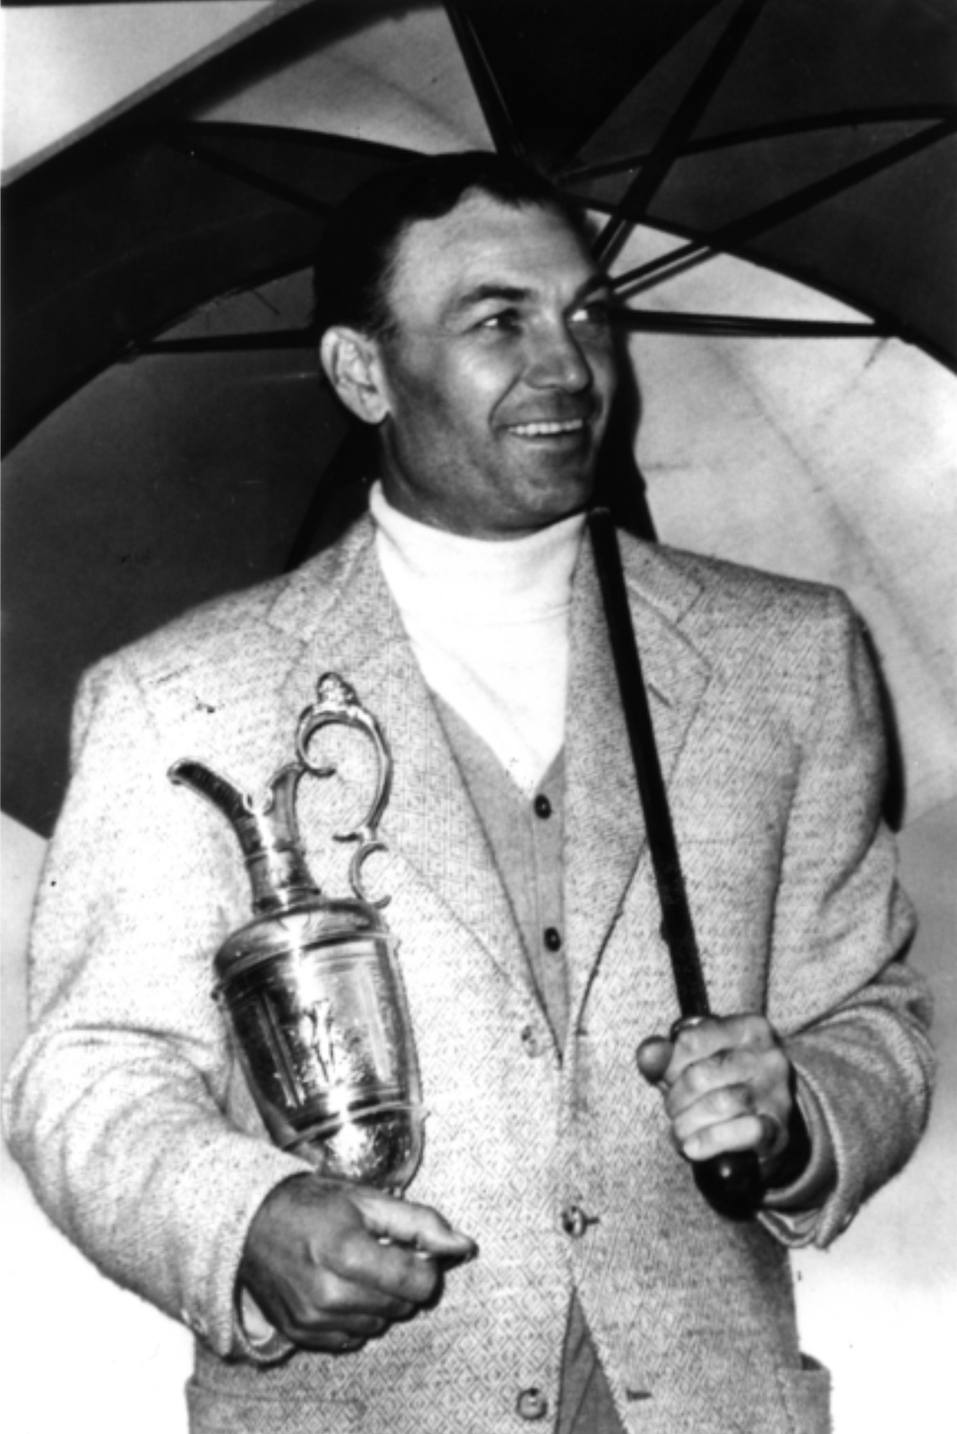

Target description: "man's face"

left=371, top=192, right=618, bottom=538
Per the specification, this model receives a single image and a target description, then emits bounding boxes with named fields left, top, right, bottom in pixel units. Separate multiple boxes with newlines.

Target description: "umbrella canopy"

left=2, top=0, right=956, bottom=836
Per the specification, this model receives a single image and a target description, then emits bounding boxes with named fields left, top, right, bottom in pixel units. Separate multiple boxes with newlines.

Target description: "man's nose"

left=524, top=321, right=591, bottom=392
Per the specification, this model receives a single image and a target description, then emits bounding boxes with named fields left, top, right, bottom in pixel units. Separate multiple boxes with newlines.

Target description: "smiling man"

left=320, top=185, right=616, bottom=537
left=5, top=153, right=933, bottom=1434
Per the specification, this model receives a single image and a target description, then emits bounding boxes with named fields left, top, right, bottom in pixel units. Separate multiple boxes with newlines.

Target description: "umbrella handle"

left=670, top=1017, right=765, bottom=1221
left=693, top=1151, right=764, bottom=1221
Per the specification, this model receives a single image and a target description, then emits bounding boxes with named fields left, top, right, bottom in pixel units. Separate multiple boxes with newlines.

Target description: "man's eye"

left=477, top=310, right=521, bottom=332
left=570, top=302, right=614, bottom=330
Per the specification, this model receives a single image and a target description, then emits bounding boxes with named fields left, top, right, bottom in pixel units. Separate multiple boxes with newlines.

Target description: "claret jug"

left=169, top=673, right=423, bottom=1193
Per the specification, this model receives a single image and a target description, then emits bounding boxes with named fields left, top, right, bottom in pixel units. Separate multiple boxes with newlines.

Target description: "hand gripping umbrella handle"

left=588, top=508, right=763, bottom=1221
left=670, top=1018, right=764, bottom=1221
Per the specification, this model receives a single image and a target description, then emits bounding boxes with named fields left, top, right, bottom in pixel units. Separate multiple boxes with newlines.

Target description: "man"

left=5, top=153, right=933, bottom=1433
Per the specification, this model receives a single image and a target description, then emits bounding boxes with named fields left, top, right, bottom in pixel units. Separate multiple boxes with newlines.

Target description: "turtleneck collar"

left=369, top=480, right=585, bottom=623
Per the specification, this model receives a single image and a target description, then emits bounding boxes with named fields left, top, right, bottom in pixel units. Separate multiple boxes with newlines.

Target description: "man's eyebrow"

left=442, top=284, right=532, bottom=317
left=442, top=276, right=614, bottom=319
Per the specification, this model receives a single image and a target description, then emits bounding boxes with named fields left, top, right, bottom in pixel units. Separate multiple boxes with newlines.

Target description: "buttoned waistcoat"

left=5, top=517, right=933, bottom=1434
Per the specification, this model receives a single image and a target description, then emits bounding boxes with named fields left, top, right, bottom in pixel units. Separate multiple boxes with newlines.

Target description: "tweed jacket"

left=6, top=517, right=933, bottom=1434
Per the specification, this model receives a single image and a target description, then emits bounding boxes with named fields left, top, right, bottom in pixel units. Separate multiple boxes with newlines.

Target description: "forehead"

left=385, top=191, right=600, bottom=325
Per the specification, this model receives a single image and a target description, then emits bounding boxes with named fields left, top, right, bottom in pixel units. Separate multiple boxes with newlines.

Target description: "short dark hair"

left=312, top=150, right=592, bottom=340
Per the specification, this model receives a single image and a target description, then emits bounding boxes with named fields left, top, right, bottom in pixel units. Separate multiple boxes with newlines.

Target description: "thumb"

left=353, top=1188, right=478, bottom=1262
left=635, top=1034, right=674, bottom=1086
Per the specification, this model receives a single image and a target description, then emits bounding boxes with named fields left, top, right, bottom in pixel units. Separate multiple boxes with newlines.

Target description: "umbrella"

left=2, top=13, right=956, bottom=1433
left=2, top=0, right=956, bottom=837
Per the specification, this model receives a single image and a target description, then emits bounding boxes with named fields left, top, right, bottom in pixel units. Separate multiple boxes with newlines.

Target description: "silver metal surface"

left=169, top=672, right=423, bottom=1192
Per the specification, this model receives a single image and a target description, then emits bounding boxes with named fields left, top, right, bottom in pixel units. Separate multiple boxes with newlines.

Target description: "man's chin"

left=501, top=479, right=595, bottom=535
left=518, top=460, right=596, bottom=512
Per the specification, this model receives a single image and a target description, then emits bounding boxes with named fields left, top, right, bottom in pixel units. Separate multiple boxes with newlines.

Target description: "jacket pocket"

left=633, top=1350, right=831, bottom=1433
left=187, top=1378, right=368, bottom=1434
left=775, top=1354, right=832, bottom=1434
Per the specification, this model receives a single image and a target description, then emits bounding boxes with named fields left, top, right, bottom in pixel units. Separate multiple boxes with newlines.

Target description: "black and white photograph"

left=2, top=4, right=955, bottom=1431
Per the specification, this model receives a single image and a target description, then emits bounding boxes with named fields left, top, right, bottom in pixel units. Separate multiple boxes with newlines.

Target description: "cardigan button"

left=520, top=1024, right=543, bottom=1057
left=515, top=1387, right=549, bottom=1421
left=560, top=1203, right=597, bottom=1238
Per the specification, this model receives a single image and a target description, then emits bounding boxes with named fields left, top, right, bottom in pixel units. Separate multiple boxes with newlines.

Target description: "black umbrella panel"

left=3, top=0, right=956, bottom=836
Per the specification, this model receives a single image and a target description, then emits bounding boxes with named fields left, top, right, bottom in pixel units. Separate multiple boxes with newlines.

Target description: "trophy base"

left=289, top=1101, right=424, bottom=1193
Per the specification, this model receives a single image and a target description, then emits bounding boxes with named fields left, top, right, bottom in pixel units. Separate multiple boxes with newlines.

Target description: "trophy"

left=169, top=673, right=423, bottom=1194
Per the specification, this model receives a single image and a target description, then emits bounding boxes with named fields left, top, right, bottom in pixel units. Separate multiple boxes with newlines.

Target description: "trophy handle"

left=295, top=672, right=393, bottom=907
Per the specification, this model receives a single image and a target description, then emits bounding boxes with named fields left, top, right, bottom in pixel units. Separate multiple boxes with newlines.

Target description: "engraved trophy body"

left=169, top=674, right=423, bottom=1193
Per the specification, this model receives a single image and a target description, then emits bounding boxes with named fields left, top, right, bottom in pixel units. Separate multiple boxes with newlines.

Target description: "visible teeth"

left=511, top=419, right=585, bottom=437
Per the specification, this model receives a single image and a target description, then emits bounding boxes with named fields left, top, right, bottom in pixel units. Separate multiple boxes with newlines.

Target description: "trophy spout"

left=168, top=759, right=319, bottom=914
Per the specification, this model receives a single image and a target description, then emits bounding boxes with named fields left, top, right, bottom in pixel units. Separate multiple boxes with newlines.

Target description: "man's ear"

left=319, top=326, right=390, bottom=425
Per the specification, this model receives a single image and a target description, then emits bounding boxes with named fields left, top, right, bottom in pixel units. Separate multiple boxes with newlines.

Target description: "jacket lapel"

left=268, top=521, right=532, bottom=998
left=263, top=518, right=713, bottom=1023
left=564, top=535, right=712, bottom=1029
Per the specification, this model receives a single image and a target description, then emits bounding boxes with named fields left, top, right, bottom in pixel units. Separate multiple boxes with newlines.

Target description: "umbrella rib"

left=139, top=330, right=315, bottom=355
left=593, top=0, right=769, bottom=262
left=561, top=106, right=957, bottom=184
left=443, top=1, right=526, bottom=160
left=605, top=117, right=957, bottom=298
left=177, top=119, right=423, bottom=166
left=616, top=310, right=887, bottom=339
left=163, top=130, right=332, bottom=218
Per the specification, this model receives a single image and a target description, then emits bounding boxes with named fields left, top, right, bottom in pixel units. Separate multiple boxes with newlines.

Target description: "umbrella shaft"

left=587, top=508, right=709, bottom=1018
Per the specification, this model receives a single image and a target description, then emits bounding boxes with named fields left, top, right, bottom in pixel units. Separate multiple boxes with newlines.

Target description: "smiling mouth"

left=507, top=418, right=589, bottom=438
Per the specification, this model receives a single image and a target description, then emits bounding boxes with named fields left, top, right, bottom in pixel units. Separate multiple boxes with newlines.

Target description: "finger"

left=671, top=1082, right=757, bottom=1145
left=666, top=1039, right=792, bottom=1120
left=676, top=1110, right=772, bottom=1164
left=664, top=1048, right=760, bottom=1118
left=293, top=1309, right=391, bottom=1341
left=756, top=1112, right=785, bottom=1157
left=335, top=1336, right=367, bottom=1355
left=282, top=1259, right=420, bottom=1327
left=635, top=1035, right=674, bottom=1085
left=353, top=1188, right=478, bottom=1263
left=669, top=1015, right=776, bottom=1076
left=292, top=1326, right=370, bottom=1354
left=323, top=1224, right=444, bottom=1309
left=279, top=1274, right=419, bottom=1345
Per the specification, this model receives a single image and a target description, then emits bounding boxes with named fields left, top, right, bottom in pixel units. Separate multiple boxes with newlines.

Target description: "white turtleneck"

left=370, top=482, right=583, bottom=795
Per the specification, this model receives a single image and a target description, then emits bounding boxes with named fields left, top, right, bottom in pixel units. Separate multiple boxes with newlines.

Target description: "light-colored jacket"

left=5, top=518, right=933, bottom=1434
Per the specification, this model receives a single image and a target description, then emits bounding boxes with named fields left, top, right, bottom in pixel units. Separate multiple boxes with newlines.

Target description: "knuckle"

left=286, top=1286, right=327, bottom=1331
left=335, top=1231, right=367, bottom=1282
left=399, top=1256, right=439, bottom=1303
left=767, top=1046, right=791, bottom=1082
left=688, top=1061, right=717, bottom=1089
left=333, top=1334, right=367, bottom=1355
left=348, top=1313, right=388, bottom=1338
left=732, top=1081, right=757, bottom=1113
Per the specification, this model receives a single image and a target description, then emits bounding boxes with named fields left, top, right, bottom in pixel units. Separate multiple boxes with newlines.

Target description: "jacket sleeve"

left=759, top=589, right=934, bottom=1247
left=2, top=654, right=311, bottom=1360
